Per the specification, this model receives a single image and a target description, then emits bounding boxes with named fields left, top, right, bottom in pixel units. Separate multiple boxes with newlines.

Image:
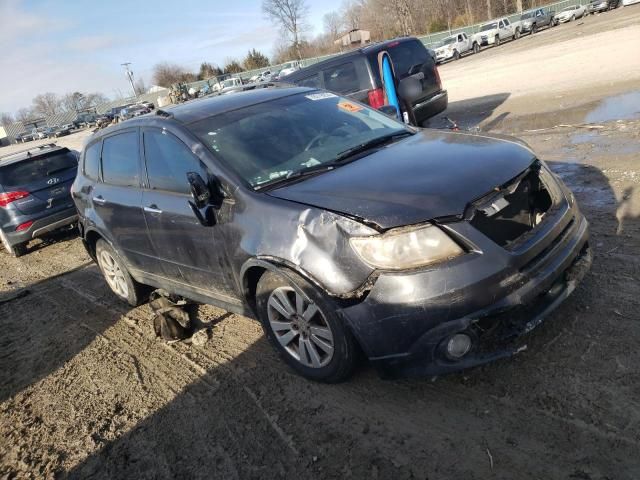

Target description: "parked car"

left=119, top=105, right=151, bottom=121
left=475, top=17, right=521, bottom=47
left=15, top=132, right=33, bottom=143
left=72, top=86, right=591, bottom=381
left=281, top=37, right=447, bottom=126
left=278, top=61, right=302, bottom=78
left=520, top=8, right=556, bottom=33
left=1, top=144, right=79, bottom=257
left=555, top=4, right=587, bottom=22
left=257, top=70, right=275, bottom=82
left=73, top=113, right=98, bottom=129
left=52, top=125, right=72, bottom=138
left=137, top=100, right=155, bottom=110
left=31, top=127, right=48, bottom=140
left=434, top=32, right=478, bottom=63
left=622, top=0, right=640, bottom=6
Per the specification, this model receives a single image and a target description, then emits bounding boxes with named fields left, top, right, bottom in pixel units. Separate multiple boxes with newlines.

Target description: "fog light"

left=446, top=333, right=472, bottom=359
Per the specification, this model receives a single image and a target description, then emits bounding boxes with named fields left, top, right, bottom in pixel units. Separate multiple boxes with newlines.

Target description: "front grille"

left=469, top=162, right=553, bottom=248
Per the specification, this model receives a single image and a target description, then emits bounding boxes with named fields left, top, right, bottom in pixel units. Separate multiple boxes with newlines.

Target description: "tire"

left=453, top=49, right=460, bottom=60
left=95, top=239, right=145, bottom=306
left=514, top=28, right=520, bottom=40
left=571, top=14, right=576, bottom=21
left=494, top=35, right=500, bottom=46
left=473, top=42, right=480, bottom=54
left=532, top=23, right=538, bottom=33
left=0, top=230, right=26, bottom=257
left=256, top=269, right=359, bottom=383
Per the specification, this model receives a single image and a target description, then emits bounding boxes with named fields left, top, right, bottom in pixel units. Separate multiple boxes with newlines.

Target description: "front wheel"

left=473, top=42, right=480, bottom=54
left=571, top=14, right=576, bottom=21
left=95, top=239, right=145, bottom=306
left=256, top=270, right=359, bottom=383
left=494, top=35, right=500, bottom=46
left=532, top=23, right=538, bottom=33
left=453, top=49, right=460, bottom=60
left=514, top=28, right=521, bottom=39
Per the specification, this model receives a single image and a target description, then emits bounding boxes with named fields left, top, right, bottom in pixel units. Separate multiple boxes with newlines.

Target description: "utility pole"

left=121, top=62, right=137, bottom=98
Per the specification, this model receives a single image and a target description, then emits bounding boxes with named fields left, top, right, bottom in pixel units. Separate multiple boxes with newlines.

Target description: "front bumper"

left=340, top=201, right=591, bottom=379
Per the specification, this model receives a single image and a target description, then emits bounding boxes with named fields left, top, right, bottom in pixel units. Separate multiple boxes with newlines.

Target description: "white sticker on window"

left=305, top=92, right=337, bottom=101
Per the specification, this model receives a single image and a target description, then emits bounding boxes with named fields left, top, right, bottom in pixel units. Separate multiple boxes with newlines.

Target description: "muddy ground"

left=2, top=11, right=640, bottom=480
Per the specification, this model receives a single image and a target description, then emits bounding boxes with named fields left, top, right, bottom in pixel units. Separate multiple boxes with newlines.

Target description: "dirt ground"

left=1, top=8, right=640, bottom=480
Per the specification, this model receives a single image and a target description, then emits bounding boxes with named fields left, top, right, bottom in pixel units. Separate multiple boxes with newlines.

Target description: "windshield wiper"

left=254, top=164, right=337, bottom=190
left=334, top=130, right=413, bottom=163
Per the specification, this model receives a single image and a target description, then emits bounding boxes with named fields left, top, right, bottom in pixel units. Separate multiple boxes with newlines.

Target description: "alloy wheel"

left=99, top=250, right=129, bottom=298
left=267, top=286, right=334, bottom=368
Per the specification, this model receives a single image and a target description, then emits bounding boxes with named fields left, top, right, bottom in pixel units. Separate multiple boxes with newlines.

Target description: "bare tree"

left=15, top=108, right=36, bottom=123
left=486, top=0, right=493, bottom=19
left=342, top=0, right=364, bottom=30
left=262, top=0, right=309, bottom=60
left=32, top=93, right=62, bottom=117
left=61, top=92, right=109, bottom=113
left=0, top=112, right=14, bottom=126
left=323, top=11, right=342, bottom=40
left=152, top=62, right=196, bottom=88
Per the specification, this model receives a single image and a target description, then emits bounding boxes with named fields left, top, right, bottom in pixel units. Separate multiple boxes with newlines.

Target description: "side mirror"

left=187, top=172, right=223, bottom=227
left=378, top=105, right=399, bottom=118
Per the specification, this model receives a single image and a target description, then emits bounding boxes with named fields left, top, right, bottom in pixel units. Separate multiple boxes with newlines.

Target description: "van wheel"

left=256, top=270, right=359, bottom=383
left=95, top=239, right=144, bottom=306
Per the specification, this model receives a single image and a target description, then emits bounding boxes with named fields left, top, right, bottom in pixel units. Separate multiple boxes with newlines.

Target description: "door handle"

left=92, top=196, right=106, bottom=205
left=144, top=205, right=163, bottom=214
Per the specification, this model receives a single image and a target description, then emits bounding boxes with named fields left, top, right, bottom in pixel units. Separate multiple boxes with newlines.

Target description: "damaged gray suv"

left=72, top=86, right=591, bottom=382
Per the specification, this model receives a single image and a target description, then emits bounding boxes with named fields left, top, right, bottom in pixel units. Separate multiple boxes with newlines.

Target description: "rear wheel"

left=0, top=230, right=26, bottom=257
left=473, top=42, right=480, bottom=54
left=256, top=270, right=359, bottom=383
left=514, top=28, right=521, bottom=39
left=95, top=239, right=144, bottom=306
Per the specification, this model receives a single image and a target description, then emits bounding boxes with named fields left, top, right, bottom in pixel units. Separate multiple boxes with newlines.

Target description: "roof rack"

left=0, top=143, right=60, bottom=161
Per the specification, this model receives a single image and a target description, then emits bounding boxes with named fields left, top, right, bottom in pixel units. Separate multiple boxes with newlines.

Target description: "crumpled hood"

left=268, top=130, right=536, bottom=229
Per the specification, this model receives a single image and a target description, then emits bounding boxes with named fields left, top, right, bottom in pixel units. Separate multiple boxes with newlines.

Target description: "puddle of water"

left=568, top=130, right=639, bottom=155
left=584, top=91, right=640, bottom=124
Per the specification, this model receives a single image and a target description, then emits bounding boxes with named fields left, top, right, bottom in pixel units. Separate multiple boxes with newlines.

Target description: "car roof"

left=0, top=143, right=69, bottom=167
left=158, top=85, right=314, bottom=124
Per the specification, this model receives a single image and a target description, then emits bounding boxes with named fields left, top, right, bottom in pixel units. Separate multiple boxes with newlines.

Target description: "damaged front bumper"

left=339, top=204, right=591, bottom=379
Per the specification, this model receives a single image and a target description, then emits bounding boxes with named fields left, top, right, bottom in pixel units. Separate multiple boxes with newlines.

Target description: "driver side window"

left=143, top=129, right=208, bottom=195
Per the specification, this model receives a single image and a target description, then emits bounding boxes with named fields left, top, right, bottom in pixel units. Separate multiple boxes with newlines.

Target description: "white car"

left=555, top=4, right=587, bottom=22
left=474, top=17, right=521, bottom=47
left=434, top=33, right=478, bottom=63
left=278, top=61, right=301, bottom=78
left=622, top=0, right=640, bottom=5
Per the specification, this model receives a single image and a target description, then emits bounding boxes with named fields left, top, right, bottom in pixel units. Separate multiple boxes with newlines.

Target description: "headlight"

left=350, top=224, right=464, bottom=270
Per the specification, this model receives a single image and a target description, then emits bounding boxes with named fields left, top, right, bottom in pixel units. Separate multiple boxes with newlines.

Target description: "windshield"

left=0, top=152, right=77, bottom=187
left=521, top=12, right=534, bottom=19
left=562, top=6, right=576, bottom=11
left=443, top=37, right=456, bottom=45
left=189, top=92, right=411, bottom=188
left=480, top=23, right=498, bottom=31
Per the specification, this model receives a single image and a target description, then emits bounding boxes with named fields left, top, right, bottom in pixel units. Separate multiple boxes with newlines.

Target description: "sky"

left=0, top=0, right=343, bottom=114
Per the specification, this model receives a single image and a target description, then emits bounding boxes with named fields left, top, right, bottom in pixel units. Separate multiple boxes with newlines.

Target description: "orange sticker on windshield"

left=338, top=101, right=363, bottom=113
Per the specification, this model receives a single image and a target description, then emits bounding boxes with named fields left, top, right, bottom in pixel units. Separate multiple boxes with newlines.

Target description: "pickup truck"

left=433, top=32, right=479, bottom=63
left=520, top=8, right=556, bottom=34
left=474, top=17, right=521, bottom=47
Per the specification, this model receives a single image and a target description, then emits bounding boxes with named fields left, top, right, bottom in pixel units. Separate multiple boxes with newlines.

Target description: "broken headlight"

left=349, top=225, right=464, bottom=270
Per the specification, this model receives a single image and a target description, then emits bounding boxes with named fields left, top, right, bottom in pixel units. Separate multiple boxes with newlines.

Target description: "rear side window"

left=297, top=74, right=322, bottom=89
left=101, top=132, right=139, bottom=187
left=143, top=129, right=207, bottom=194
left=0, top=152, right=77, bottom=188
left=322, top=62, right=360, bottom=94
left=84, top=142, right=101, bottom=181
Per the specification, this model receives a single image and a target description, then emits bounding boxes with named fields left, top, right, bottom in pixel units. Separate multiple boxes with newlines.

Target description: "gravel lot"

left=1, top=7, right=639, bottom=479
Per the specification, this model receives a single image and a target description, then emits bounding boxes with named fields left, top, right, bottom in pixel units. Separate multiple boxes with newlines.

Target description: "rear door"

left=320, top=59, right=370, bottom=104
left=369, top=39, right=441, bottom=101
left=0, top=150, right=77, bottom=218
left=140, top=127, right=237, bottom=298
left=90, top=129, right=157, bottom=272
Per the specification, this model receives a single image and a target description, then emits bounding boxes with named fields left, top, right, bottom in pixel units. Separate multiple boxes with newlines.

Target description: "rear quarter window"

left=83, top=142, right=101, bottom=181
left=373, top=40, right=434, bottom=81
left=296, top=73, right=322, bottom=89
left=322, top=62, right=361, bottom=94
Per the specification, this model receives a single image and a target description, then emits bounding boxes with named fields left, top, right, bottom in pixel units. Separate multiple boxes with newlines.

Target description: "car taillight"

left=16, top=221, right=33, bottom=232
left=433, top=65, right=442, bottom=90
left=368, top=88, right=385, bottom=109
left=0, top=191, right=29, bottom=207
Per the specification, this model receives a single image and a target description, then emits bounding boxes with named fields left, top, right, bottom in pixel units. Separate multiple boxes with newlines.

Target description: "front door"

left=140, top=127, right=237, bottom=300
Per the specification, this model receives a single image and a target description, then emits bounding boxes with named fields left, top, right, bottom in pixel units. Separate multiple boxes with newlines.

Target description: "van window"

left=297, top=74, right=322, bottom=89
left=386, top=40, right=433, bottom=78
left=322, top=62, right=360, bottom=94
left=84, top=142, right=101, bottom=181
left=143, top=129, right=207, bottom=194
left=101, top=132, right=139, bottom=187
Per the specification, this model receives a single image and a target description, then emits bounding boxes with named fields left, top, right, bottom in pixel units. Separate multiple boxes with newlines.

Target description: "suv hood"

left=268, top=130, right=536, bottom=229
